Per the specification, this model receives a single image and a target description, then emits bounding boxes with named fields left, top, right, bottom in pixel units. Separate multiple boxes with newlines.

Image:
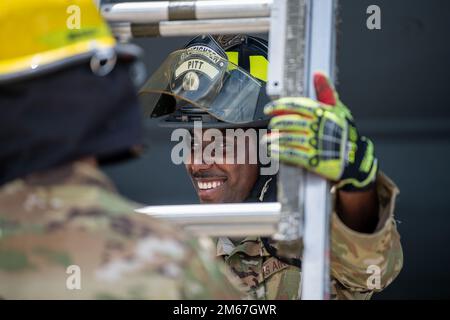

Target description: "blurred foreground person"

left=0, top=0, right=241, bottom=299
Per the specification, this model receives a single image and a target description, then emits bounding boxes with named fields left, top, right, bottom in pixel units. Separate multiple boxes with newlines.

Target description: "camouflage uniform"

left=217, top=172, right=403, bottom=300
left=0, top=161, right=242, bottom=299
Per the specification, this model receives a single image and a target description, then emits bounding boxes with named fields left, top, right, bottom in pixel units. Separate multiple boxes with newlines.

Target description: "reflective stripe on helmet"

left=249, top=55, right=268, bottom=82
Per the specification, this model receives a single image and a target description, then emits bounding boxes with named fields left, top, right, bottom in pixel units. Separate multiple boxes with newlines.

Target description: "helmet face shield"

left=140, top=48, right=263, bottom=125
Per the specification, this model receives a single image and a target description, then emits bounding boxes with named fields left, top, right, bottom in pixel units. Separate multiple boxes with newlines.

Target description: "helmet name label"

left=174, top=59, right=219, bottom=80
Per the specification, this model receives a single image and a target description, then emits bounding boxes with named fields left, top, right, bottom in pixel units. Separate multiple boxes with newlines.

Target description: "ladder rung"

left=102, top=0, right=271, bottom=23
left=111, top=18, right=270, bottom=39
left=136, top=202, right=281, bottom=236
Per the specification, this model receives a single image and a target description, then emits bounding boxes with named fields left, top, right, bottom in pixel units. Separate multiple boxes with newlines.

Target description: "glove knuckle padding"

left=266, top=95, right=377, bottom=189
left=269, top=114, right=311, bottom=131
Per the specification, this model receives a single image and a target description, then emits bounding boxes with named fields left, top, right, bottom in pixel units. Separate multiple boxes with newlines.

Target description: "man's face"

left=185, top=129, right=259, bottom=203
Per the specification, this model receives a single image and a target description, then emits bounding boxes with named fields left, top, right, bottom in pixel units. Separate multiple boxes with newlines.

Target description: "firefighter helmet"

left=139, top=34, right=271, bottom=128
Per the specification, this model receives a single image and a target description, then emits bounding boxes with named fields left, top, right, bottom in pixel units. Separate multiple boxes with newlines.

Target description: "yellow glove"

left=264, top=72, right=378, bottom=191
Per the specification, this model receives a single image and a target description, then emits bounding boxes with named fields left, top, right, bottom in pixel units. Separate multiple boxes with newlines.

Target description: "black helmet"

left=139, top=34, right=271, bottom=128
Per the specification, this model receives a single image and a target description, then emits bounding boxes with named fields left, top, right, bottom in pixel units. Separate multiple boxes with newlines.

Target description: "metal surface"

left=110, top=18, right=270, bottom=38
left=267, top=0, right=336, bottom=300
left=102, top=2, right=169, bottom=23
left=102, top=0, right=271, bottom=23
left=268, top=0, right=310, bottom=300
left=158, top=18, right=269, bottom=36
left=269, top=0, right=308, bottom=245
left=195, top=0, right=271, bottom=20
left=267, top=0, right=287, bottom=96
left=136, top=203, right=281, bottom=237
left=300, top=0, right=336, bottom=300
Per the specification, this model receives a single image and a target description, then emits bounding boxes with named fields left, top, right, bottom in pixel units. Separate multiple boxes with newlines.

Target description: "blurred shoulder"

left=0, top=162, right=202, bottom=299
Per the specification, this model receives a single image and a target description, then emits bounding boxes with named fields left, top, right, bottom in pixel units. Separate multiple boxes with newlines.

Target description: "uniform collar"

left=217, top=236, right=267, bottom=257
left=216, top=174, right=276, bottom=257
left=244, top=174, right=277, bottom=203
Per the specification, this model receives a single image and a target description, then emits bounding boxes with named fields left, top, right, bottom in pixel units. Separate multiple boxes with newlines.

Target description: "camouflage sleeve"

left=0, top=213, right=243, bottom=300
left=0, top=180, right=243, bottom=299
left=180, top=237, right=245, bottom=299
left=90, top=214, right=244, bottom=300
left=330, top=172, right=403, bottom=293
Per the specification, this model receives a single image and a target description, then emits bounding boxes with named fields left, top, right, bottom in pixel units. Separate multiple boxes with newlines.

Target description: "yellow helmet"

left=0, top=0, right=118, bottom=82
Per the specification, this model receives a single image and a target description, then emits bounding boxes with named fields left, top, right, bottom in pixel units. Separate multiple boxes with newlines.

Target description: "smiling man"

left=140, top=34, right=403, bottom=300
left=186, top=128, right=260, bottom=204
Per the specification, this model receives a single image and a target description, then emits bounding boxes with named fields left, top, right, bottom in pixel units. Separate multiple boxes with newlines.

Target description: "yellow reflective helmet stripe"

left=225, top=51, right=239, bottom=71
left=225, top=51, right=239, bottom=65
left=249, top=55, right=268, bottom=82
left=0, top=37, right=115, bottom=76
left=226, top=52, right=268, bottom=82
left=0, top=0, right=116, bottom=78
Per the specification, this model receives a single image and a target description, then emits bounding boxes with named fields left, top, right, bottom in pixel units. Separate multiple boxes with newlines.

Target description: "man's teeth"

left=198, top=181, right=224, bottom=190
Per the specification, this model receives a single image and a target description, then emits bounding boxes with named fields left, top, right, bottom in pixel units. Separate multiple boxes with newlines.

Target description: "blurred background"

left=101, top=0, right=450, bottom=299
